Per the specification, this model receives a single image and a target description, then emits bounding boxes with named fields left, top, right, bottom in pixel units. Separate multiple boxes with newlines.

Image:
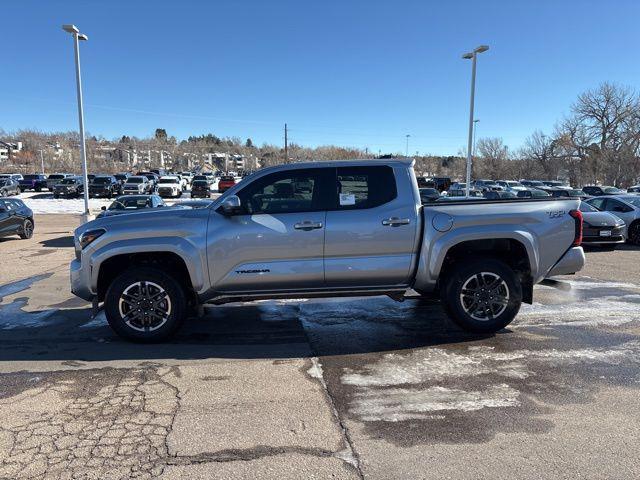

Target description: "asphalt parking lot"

left=1, top=214, right=639, bottom=479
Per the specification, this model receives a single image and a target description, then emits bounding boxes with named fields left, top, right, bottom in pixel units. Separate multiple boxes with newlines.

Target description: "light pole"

left=62, top=24, right=90, bottom=219
left=38, top=149, right=45, bottom=174
left=462, top=45, right=489, bottom=196
left=405, top=134, right=411, bottom=157
left=472, top=118, right=480, bottom=164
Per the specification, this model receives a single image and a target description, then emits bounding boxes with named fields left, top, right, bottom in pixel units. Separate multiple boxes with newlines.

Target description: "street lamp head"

left=474, top=45, right=489, bottom=53
left=78, top=33, right=88, bottom=41
left=62, top=24, right=79, bottom=34
left=462, top=52, right=473, bottom=59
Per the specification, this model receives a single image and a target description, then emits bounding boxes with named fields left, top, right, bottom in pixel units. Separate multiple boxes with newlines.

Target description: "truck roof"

left=256, top=158, right=415, bottom=175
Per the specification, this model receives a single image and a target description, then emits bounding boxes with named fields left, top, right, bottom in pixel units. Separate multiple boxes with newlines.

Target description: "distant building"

left=0, top=141, right=23, bottom=162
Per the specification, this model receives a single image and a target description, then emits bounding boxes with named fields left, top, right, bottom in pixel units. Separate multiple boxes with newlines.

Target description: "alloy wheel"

left=459, top=271, right=510, bottom=321
left=118, top=281, right=172, bottom=332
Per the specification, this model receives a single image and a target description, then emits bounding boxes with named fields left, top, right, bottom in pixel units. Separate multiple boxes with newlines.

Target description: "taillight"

left=569, top=209, right=583, bottom=246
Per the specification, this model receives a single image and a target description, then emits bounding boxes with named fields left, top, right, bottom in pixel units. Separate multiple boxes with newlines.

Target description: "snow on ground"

left=16, top=190, right=221, bottom=214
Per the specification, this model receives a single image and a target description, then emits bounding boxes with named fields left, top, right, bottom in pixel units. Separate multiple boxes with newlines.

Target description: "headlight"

left=79, top=228, right=106, bottom=249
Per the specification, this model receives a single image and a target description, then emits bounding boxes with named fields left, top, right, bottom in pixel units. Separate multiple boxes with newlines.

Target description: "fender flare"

left=89, top=236, right=207, bottom=294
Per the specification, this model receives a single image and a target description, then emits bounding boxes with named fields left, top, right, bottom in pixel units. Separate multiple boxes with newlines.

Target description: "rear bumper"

left=582, top=235, right=625, bottom=245
left=546, top=246, right=585, bottom=277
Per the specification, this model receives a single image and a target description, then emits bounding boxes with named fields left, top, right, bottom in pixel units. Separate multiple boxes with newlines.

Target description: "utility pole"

left=284, top=123, right=288, bottom=163
left=39, top=149, right=45, bottom=174
left=405, top=134, right=411, bottom=157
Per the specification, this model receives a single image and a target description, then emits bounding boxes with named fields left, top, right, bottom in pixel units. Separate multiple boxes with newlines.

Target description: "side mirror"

left=220, top=195, right=242, bottom=215
left=101, top=206, right=106, bottom=211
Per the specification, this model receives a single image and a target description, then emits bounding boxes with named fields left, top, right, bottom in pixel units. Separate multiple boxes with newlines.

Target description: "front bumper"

left=546, top=246, right=585, bottom=277
left=70, top=258, right=95, bottom=301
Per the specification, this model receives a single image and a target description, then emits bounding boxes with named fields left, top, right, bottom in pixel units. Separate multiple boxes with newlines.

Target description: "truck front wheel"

left=104, top=267, right=187, bottom=342
left=441, top=259, right=522, bottom=333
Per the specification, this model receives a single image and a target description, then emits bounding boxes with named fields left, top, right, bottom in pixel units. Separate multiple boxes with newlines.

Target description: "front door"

left=324, top=165, right=419, bottom=287
left=207, top=168, right=332, bottom=293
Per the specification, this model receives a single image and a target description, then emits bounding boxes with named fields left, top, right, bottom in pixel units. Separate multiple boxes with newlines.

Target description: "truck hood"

left=76, top=205, right=199, bottom=235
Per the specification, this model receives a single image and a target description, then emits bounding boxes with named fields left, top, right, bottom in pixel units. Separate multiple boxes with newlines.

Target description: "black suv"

left=89, top=175, right=119, bottom=198
left=53, top=176, right=85, bottom=198
left=0, top=198, right=34, bottom=240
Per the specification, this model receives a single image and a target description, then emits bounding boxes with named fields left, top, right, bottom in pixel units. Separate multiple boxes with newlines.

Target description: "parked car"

left=472, top=179, right=503, bottom=192
left=582, top=185, right=625, bottom=196
left=19, top=174, right=48, bottom=192
left=97, top=195, right=165, bottom=218
left=190, top=179, right=211, bottom=198
left=542, top=180, right=569, bottom=187
left=0, top=198, right=34, bottom=240
left=586, top=195, right=640, bottom=245
left=416, top=176, right=432, bottom=188
left=0, top=173, right=23, bottom=181
left=192, top=174, right=211, bottom=185
left=53, top=176, right=84, bottom=198
left=517, top=188, right=551, bottom=199
left=218, top=175, right=236, bottom=192
left=114, top=173, right=130, bottom=194
left=626, top=185, right=640, bottom=193
left=71, top=158, right=585, bottom=342
left=419, top=188, right=441, bottom=203
left=156, top=176, right=184, bottom=198
left=122, top=176, right=152, bottom=195
left=0, top=178, right=20, bottom=196
left=136, top=172, right=160, bottom=191
left=180, top=172, right=194, bottom=185
left=46, top=173, right=74, bottom=191
left=578, top=202, right=626, bottom=250
left=447, top=183, right=483, bottom=197
left=89, top=175, right=119, bottom=198
left=496, top=180, right=527, bottom=192
left=431, top=177, right=452, bottom=192
left=483, top=190, right=517, bottom=200
left=520, top=180, right=546, bottom=189
left=548, top=188, right=589, bottom=199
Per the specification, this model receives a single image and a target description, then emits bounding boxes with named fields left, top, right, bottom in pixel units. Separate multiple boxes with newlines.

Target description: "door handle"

left=382, top=217, right=410, bottom=226
left=294, top=221, right=323, bottom=231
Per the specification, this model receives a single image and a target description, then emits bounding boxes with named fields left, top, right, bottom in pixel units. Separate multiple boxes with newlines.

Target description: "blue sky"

left=3, top=0, right=640, bottom=155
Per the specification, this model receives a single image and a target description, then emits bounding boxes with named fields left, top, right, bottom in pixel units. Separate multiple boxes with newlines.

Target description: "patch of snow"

left=307, top=357, right=324, bottom=379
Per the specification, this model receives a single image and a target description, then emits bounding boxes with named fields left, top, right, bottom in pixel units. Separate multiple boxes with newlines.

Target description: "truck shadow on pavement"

left=0, top=295, right=486, bottom=362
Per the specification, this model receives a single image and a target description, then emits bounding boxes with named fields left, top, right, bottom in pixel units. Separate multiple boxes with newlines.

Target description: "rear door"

left=324, top=165, right=419, bottom=287
left=208, top=168, right=332, bottom=292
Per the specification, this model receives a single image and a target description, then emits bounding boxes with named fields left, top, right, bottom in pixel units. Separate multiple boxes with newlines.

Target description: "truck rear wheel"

left=104, top=267, right=187, bottom=342
left=441, top=259, right=521, bottom=333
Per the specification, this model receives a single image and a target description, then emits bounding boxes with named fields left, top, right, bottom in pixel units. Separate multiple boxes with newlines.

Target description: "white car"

left=0, top=173, right=24, bottom=181
left=156, top=176, right=183, bottom=198
left=180, top=172, right=193, bottom=186
left=496, top=180, right=528, bottom=192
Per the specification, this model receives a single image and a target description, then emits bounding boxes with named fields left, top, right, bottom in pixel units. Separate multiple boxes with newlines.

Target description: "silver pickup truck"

left=70, top=159, right=585, bottom=342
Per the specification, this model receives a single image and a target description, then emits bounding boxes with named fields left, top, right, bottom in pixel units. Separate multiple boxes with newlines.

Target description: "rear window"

left=335, top=166, right=396, bottom=210
left=192, top=180, right=208, bottom=186
left=220, top=176, right=235, bottom=181
left=127, top=177, right=144, bottom=183
left=60, top=178, right=78, bottom=184
left=160, top=177, right=180, bottom=184
left=24, top=175, right=42, bottom=180
left=92, top=177, right=112, bottom=183
left=47, top=174, right=65, bottom=180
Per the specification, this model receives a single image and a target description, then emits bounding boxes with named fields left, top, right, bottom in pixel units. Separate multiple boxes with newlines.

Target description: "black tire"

left=441, top=259, right=522, bottom=333
left=628, top=221, right=640, bottom=246
left=104, top=267, right=187, bottom=342
left=19, top=218, right=34, bottom=239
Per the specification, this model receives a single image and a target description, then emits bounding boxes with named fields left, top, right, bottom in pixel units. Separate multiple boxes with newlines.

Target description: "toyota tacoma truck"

left=70, top=159, right=585, bottom=342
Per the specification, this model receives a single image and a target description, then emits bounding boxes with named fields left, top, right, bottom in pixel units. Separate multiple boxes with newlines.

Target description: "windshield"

left=127, top=177, right=144, bottom=184
left=220, top=176, right=235, bottom=181
left=60, top=178, right=77, bottom=184
left=507, top=181, right=522, bottom=187
left=569, top=190, right=585, bottom=197
left=24, top=175, right=41, bottom=180
left=92, top=177, right=111, bottom=184
left=533, top=190, right=550, bottom=197
left=114, top=175, right=127, bottom=181
left=579, top=202, right=599, bottom=213
left=192, top=180, right=208, bottom=186
left=160, top=177, right=180, bottom=184
left=47, top=174, right=65, bottom=180
left=604, top=187, right=623, bottom=193
left=109, top=197, right=151, bottom=210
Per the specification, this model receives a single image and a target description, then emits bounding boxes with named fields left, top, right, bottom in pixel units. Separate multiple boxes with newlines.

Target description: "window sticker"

left=339, top=193, right=356, bottom=206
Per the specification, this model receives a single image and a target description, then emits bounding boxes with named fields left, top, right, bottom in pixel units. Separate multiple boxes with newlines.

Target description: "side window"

left=589, top=198, right=606, bottom=210
left=607, top=199, right=631, bottom=213
left=236, top=169, right=325, bottom=215
left=335, top=166, right=397, bottom=210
